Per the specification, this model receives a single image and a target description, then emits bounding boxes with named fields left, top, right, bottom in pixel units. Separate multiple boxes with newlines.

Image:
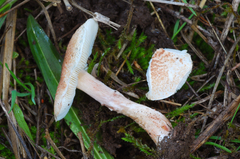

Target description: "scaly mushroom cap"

left=54, top=19, right=98, bottom=121
left=146, top=48, right=192, bottom=100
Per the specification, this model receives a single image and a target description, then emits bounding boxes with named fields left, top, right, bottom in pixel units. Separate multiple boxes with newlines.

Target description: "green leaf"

left=13, top=104, right=34, bottom=141
left=25, top=83, right=36, bottom=105
left=171, top=13, right=194, bottom=40
left=5, top=63, right=36, bottom=106
left=0, top=0, right=7, bottom=7
left=173, top=19, right=180, bottom=36
left=182, top=0, right=197, bottom=16
left=0, top=0, right=17, bottom=29
left=9, top=90, right=30, bottom=113
left=27, top=14, right=114, bottom=159
left=5, top=63, right=31, bottom=92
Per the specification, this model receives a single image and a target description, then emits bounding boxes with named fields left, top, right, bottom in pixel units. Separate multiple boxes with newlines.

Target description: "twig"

left=116, top=27, right=136, bottom=59
left=149, top=2, right=168, bottom=37
left=191, top=94, right=240, bottom=153
left=15, top=2, right=54, bottom=42
left=192, top=90, right=223, bottom=105
left=220, top=0, right=240, bottom=43
left=0, top=100, right=33, bottom=159
left=160, top=100, right=181, bottom=107
left=63, top=0, right=72, bottom=11
left=58, top=23, right=80, bottom=41
left=77, top=132, right=88, bottom=159
left=208, top=36, right=240, bottom=110
left=0, top=0, right=30, bottom=18
left=45, top=129, right=66, bottom=159
left=205, top=16, right=227, bottom=54
left=160, top=6, right=216, bottom=50
left=70, top=0, right=120, bottom=30
left=58, top=146, right=82, bottom=153
left=203, top=36, right=240, bottom=132
left=24, top=132, right=60, bottom=159
left=35, top=0, right=61, bottom=53
left=231, top=63, right=240, bottom=71
left=145, top=0, right=200, bottom=9
left=183, top=75, right=215, bottom=106
left=181, top=31, right=209, bottom=66
left=116, top=51, right=132, bottom=76
left=1, top=9, right=20, bottom=159
left=1, top=127, right=13, bottom=150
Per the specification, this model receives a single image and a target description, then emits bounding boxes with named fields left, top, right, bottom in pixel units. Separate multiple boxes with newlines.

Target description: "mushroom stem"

left=77, top=70, right=172, bottom=144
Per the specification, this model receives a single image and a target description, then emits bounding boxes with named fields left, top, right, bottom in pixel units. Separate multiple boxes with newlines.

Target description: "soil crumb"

left=156, top=122, right=195, bottom=159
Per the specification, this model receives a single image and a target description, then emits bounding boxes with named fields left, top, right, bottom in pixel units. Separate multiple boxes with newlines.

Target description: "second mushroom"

left=54, top=18, right=192, bottom=144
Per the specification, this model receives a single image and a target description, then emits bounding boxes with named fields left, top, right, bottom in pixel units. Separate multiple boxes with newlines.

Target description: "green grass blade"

left=167, top=104, right=195, bottom=118
left=9, top=90, right=17, bottom=113
left=13, top=103, right=34, bottom=141
left=9, top=90, right=30, bottom=113
left=173, top=19, right=180, bottom=36
left=27, top=14, right=114, bottom=159
left=182, top=0, right=197, bottom=16
left=204, top=142, right=232, bottom=153
left=0, top=0, right=7, bottom=8
left=24, top=83, right=36, bottom=105
left=229, top=103, right=240, bottom=125
left=26, top=15, right=62, bottom=98
left=5, top=63, right=31, bottom=92
left=171, top=13, right=194, bottom=40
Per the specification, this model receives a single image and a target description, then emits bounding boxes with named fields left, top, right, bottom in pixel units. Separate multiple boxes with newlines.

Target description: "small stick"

left=149, top=2, right=169, bottom=38
left=160, top=100, right=181, bottom=107
left=1, top=127, right=13, bottom=150
left=15, top=3, right=54, bottom=42
left=191, top=94, right=240, bottom=153
left=205, top=16, right=227, bottom=54
left=181, top=31, right=209, bottom=66
left=24, top=133, right=60, bottom=159
left=116, top=51, right=132, bottom=76
left=35, top=0, right=60, bottom=53
left=220, top=0, right=240, bottom=42
left=0, top=0, right=30, bottom=18
left=202, top=36, right=240, bottom=131
left=145, top=0, right=200, bottom=9
left=116, top=27, right=136, bottom=59
left=62, top=0, right=73, bottom=11
left=0, top=100, right=33, bottom=159
left=58, top=23, right=80, bottom=41
left=77, top=132, right=88, bottom=158
left=183, top=75, right=215, bottom=106
left=192, top=90, right=223, bottom=105
left=70, top=0, right=120, bottom=30
left=45, top=129, right=66, bottom=159
left=232, top=63, right=240, bottom=71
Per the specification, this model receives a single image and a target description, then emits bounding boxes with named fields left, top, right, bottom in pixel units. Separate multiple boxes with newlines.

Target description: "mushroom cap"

left=146, top=48, right=192, bottom=100
left=54, top=19, right=98, bottom=121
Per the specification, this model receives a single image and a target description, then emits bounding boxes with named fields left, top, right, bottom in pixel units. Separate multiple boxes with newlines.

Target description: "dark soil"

left=1, top=0, right=240, bottom=159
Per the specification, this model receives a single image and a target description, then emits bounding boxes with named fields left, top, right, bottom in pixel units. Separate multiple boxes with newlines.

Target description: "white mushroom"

left=54, top=18, right=98, bottom=121
left=54, top=19, right=172, bottom=144
left=146, top=48, right=193, bottom=100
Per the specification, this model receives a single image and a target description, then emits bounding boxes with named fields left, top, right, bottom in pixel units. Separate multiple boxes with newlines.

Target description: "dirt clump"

left=156, top=121, right=195, bottom=159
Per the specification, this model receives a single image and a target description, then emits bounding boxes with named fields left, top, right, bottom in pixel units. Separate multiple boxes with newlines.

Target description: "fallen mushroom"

left=146, top=48, right=193, bottom=100
left=54, top=19, right=192, bottom=144
left=54, top=18, right=98, bottom=120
